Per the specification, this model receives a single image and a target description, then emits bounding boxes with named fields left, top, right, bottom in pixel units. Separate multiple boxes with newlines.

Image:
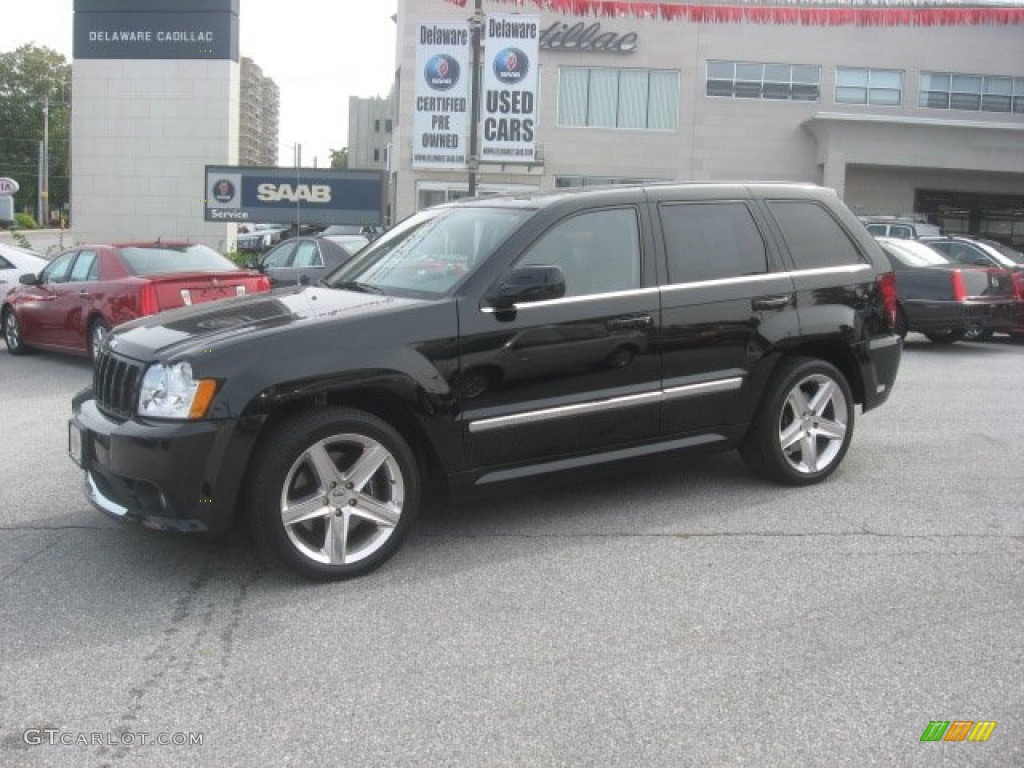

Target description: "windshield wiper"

left=332, top=280, right=384, bottom=294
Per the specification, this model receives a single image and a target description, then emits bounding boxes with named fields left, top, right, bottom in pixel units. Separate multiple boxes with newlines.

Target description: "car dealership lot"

left=1, top=339, right=1021, bottom=767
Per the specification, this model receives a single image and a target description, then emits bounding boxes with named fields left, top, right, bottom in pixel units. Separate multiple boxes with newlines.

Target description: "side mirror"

left=486, top=265, right=566, bottom=311
left=19, top=272, right=39, bottom=286
left=245, top=257, right=262, bottom=271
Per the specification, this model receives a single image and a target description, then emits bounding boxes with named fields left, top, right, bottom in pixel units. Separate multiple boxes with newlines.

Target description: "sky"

left=0, top=0, right=399, bottom=167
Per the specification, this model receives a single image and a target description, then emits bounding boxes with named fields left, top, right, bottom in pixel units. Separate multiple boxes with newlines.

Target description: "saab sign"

left=204, top=166, right=384, bottom=225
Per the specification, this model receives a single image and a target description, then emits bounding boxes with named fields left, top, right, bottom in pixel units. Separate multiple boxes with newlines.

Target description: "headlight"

left=138, top=362, right=218, bottom=419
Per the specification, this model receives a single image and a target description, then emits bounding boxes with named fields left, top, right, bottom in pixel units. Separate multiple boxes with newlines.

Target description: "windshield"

left=324, top=206, right=530, bottom=296
left=878, top=238, right=951, bottom=267
left=978, top=239, right=1024, bottom=267
left=118, top=244, right=238, bottom=275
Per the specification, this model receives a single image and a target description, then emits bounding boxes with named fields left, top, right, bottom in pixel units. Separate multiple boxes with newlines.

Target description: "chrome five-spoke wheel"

left=3, top=309, right=27, bottom=355
left=249, top=407, right=420, bottom=580
left=740, top=358, right=854, bottom=485
left=280, top=432, right=404, bottom=567
left=777, top=373, right=849, bottom=475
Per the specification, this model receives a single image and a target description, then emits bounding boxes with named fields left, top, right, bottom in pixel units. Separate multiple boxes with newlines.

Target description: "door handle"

left=751, top=295, right=793, bottom=311
left=608, top=314, right=652, bottom=331
left=79, top=290, right=91, bottom=298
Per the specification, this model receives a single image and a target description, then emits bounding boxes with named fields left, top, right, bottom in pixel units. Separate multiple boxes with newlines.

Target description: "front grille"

left=94, top=349, right=143, bottom=419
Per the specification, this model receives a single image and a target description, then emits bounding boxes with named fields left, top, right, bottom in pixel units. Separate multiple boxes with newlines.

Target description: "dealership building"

left=390, top=0, right=1024, bottom=244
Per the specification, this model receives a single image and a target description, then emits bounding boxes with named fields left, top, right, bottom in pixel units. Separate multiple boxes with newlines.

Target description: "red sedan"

left=2, top=242, right=271, bottom=358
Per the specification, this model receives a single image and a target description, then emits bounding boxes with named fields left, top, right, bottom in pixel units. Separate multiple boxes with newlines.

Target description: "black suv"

left=70, top=183, right=902, bottom=580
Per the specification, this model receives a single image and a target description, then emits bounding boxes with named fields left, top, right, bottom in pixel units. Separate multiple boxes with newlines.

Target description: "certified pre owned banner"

left=481, top=14, right=539, bottom=164
left=413, top=22, right=471, bottom=169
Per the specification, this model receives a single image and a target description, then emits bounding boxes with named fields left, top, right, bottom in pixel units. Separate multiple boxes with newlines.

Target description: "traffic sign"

left=0, top=177, right=19, bottom=195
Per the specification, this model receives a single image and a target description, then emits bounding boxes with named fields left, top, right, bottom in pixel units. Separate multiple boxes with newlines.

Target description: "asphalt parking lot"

left=0, top=337, right=1021, bottom=767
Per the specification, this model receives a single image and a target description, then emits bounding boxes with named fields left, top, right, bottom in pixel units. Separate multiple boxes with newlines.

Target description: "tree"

left=329, top=147, right=348, bottom=170
left=0, top=45, right=72, bottom=225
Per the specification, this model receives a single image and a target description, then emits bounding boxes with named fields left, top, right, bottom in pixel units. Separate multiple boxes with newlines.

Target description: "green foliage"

left=12, top=230, right=33, bottom=250
left=14, top=212, right=37, bottom=229
left=0, top=45, right=72, bottom=223
left=329, top=147, right=349, bottom=170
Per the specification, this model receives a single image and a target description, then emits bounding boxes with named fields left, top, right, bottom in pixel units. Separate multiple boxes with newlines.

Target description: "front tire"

left=3, top=308, right=29, bottom=355
left=740, top=358, right=855, bottom=486
left=247, top=407, right=421, bottom=581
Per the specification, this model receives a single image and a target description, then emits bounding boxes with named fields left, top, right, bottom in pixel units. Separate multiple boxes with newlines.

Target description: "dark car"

left=70, top=183, right=902, bottom=580
left=3, top=242, right=270, bottom=358
left=236, top=223, right=287, bottom=253
left=875, top=237, right=1017, bottom=342
left=250, top=235, right=368, bottom=288
left=919, top=235, right=1024, bottom=337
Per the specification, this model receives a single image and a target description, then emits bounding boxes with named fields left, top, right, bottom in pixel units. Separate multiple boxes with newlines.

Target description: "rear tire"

left=247, top=407, right=420, bottom=581
left=740, top=358, right=855, bottom=486
left=924, top=331, right=956, bottom=344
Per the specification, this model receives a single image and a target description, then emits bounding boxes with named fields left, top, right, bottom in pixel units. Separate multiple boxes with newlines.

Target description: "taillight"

left=1012, top=272, right=1024, bottom=300
left=876, top=272, right=898, bottom=330
left=255, top=276, right=271, bottom=292
left=139, top=283, right=158, bottom=315
left=950, top=270, right=967, bottom=302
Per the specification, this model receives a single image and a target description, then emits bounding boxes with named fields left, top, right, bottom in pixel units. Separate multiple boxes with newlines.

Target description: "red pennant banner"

left=442, top=0, right=1024, bottom=26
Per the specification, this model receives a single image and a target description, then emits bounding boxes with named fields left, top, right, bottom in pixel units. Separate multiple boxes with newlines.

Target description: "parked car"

left=875, top=237, right=1017, bottom=342
left=919, top=235, right=1024, bottom=337
left=70, top=183, right=903, bottom=581
left=0, top=242, right=48, bottom=293
left=249, top=235, right=368, bottom=288
left=3, top=242, right=271, bottom=358
left=236, top=223, right=287, bottom=253
left=859, top=216, right=943, bottom=239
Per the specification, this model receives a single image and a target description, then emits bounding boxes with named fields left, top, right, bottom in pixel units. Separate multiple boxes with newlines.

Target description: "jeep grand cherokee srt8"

left=69, top=183, right=902, bottom=580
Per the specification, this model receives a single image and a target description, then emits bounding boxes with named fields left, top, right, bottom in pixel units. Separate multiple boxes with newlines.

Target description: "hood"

left=106, top=285, right=424, bottom=361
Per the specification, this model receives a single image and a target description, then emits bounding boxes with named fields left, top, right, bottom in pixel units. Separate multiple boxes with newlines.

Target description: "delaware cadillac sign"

left=73, top=0, right=239, bottom=60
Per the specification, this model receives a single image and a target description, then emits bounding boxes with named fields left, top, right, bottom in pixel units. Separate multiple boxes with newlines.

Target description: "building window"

left=385, top=119, right=393, bottom=133
left=707, top=61, right=820, bottom=102
left=920, top=72, right=1024, bottom=113
left=836, top=68, right=902, bottom=106
left=558, top=67, right=679, bottom=130
left=373, top=148, right=380, bottom=162
left=555, top=176, right=662, bottom=188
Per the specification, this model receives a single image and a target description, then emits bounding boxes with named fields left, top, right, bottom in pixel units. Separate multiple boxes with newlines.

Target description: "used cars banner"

left=481, top=14, right=539, bottom=164
left=413, top=22, right=471, bottom=169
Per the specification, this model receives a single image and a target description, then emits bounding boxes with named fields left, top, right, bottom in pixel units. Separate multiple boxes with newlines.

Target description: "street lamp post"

left=467, top=0, right=483, bottom=198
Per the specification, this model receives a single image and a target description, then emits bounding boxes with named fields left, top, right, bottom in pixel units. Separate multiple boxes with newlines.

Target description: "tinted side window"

left=660, top=202, right=767, bottom=283
left=42, top=252, right=75, bottom=284
left=69, top=250, right=99, bottom=282
left=518, top=207, right=641, bottom=297
left=263, top=242, right=297, bottom=269
left=0, top=254, right=11, bottom=269
left=768, top=201, right=865, bottom=270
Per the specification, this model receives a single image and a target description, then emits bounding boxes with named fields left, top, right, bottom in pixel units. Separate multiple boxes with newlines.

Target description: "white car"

left=0, top=242, right=48, bottom=293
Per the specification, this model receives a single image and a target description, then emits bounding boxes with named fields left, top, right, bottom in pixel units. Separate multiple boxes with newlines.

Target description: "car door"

left=58, top=249, right=101, bottom=352
left=259, top=240, right=298, bottom=287
left=15, top=251, right=75, bottom=347
left=650, top=192, right=798, bottom=438
left=458, top=204, right=662, bottom=473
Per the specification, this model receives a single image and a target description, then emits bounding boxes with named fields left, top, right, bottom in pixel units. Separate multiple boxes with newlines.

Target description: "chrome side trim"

left=480, top=286, right=660, bottom=313
left=469, top=391, right=661, bottom=433
left=661, top=263, right=871, bottom=294
left=85, top=472, right=128, bottom=519
left=663, top=377, right=743, bottom=400
left=476, top=433, right=727, bottom=484
left=468, top=375, right=745, bottom=433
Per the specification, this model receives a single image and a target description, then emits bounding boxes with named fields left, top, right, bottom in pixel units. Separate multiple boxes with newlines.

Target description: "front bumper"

left=70, top=394, right=262, bottom=535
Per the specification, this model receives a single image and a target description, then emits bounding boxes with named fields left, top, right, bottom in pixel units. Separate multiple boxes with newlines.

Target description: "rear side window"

left=660, top=201, right=767, bottom=284
left=768, top=201, right=865, bottom=270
